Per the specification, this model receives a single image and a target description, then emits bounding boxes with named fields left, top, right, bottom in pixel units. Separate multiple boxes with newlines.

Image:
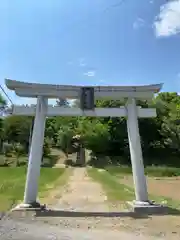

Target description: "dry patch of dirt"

left=107, top=174, right=180, bottom=239
left=115, top=214, right=180, bottom=239
left=119, top=175, right=180, bottom=201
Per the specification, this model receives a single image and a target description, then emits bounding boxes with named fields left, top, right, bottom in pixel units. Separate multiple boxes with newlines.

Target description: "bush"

left=88, top=154, right=112, bottom=168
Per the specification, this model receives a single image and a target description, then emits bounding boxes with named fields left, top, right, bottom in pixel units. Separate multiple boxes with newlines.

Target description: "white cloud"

left=83, top=71, right=96, bottom=77
left=149, top=0, right=154, bottom=4
left=133, top=18, right=145, bottom=29
left=154, top=0, right=180, bottom=37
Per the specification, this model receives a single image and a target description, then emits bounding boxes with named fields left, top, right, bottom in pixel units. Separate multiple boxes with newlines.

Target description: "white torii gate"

left=5, top=79, right=164, bottom=212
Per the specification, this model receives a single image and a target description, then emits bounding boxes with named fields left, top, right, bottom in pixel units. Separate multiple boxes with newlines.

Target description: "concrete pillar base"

left=127, top=200, right=168, bottom=214
left=11, top=202, right=46, bottom=211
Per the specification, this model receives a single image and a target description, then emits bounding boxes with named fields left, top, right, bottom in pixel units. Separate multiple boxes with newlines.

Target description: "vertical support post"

left=28, top=118, right=34, bottom=159
left=23, top=96, right=47, bottom=207
left=126, top=98, right=148, bottom=203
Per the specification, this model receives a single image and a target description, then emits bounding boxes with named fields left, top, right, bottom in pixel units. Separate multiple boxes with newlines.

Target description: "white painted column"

left=23, top=96, right=47, bottom=205
left=126, top=98, right=148, bottom=203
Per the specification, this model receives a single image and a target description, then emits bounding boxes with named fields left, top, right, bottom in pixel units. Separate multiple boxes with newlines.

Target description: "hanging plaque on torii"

left=80, top=87, right=95, bottom=110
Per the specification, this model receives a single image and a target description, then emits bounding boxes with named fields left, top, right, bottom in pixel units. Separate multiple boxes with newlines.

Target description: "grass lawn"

left=0, top=167, right=66, bottom=212
left=88, top=168, right=180, bottom=209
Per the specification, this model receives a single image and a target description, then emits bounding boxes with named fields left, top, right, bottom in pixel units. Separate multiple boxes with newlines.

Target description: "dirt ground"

left=31, top=168, right=180, bottom=239
left=119, top=175, right=180, bottom=201
left=48, top=167, right=109, bottom=211
left=5, top=168, right=180, bottom=239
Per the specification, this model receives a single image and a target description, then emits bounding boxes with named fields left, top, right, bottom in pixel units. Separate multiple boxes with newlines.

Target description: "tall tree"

left=3, top=116, right=32, bottom=152
left=56, top=98, right=70, bottom=107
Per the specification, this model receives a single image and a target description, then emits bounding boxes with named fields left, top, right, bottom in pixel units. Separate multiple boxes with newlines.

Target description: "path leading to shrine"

left=51, top=167, right=109, bottom=212
left=1, top=167, right=179, bottom=239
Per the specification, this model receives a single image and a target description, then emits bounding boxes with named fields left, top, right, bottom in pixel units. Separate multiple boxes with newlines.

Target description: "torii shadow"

left=35, top=207, right=180, bottom=219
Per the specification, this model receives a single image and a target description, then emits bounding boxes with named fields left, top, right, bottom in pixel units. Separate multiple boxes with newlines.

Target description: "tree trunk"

left=76, top=145, right=85, bottom=166
left=16, top=157, right=19, bottom=167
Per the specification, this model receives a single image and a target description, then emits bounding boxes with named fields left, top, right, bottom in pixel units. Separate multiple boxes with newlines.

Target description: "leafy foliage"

left=0, top=92, right=180, bottom=167
left=56, top=98, right=70, bottom=107
left=3, top=116, right=32, bottom=152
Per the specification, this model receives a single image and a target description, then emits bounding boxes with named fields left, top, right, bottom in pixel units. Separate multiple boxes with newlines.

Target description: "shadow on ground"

left=35, top=207, right=180, bottom=219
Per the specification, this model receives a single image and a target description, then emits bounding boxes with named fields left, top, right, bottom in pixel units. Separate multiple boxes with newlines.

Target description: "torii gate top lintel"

left=5, top=78, right=163, bottom=100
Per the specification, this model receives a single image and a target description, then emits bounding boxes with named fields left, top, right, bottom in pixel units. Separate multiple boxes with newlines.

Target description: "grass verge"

left=0, top=167, right=66, bottom=211
left=88, top=168, right=180, bottom=209
left=88, top=168, right=134, bottom=201
left=38, top=167, right=72, bottom=203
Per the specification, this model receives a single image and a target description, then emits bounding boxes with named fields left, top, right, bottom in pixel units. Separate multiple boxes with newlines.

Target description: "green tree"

left=56, top=126, right=75, bottom=157
left=0, top=94, right=7, bottom=151
left=56, top=98, right=70, bottom=107
left=3, top=116, right=32, bottom=152
left=13, top=143, right=25, bottom=167
left=76, top=118, right=110, bottom=154
left=161, top=103, right=180, bottom=153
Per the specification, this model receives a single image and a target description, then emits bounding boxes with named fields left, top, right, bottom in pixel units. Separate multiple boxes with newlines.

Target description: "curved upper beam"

left=5, top=79, right=163, bottom=92
left=5, top=78, right=163, bottom=99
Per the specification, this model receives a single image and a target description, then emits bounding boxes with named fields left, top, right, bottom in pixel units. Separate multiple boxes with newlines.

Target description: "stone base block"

left=127, top=200, right=168, bottom=214
left=11, top=202, right=46, bottom=212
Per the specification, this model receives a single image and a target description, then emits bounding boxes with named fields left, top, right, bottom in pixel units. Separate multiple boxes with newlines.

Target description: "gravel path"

left=0, top=217, right=161, bottom=240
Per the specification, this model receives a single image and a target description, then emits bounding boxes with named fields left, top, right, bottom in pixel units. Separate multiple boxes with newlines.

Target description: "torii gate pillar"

left=16, top=96, right=47, bottom=209
left=24, top=96, right=47, bottom=207
left=127, top=98, right=148, bottom=203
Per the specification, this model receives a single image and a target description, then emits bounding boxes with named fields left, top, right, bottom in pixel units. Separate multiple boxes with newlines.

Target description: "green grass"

left=105, top=165, right=180, bottom=177
left=88, top=168, right=180, bottom=209
left=0, top=167, right=65, bottom=211
left=88, top=168, right=135, bottom=201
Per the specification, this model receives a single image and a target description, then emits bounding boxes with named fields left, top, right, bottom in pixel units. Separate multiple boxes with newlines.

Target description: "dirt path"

left=52, top=149, right=79, bottom=168
left=52, top=167, right=109, bottom=212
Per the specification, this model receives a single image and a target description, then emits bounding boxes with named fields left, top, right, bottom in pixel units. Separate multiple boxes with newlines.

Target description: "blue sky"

left=1, top=0, right=180, bottom=105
